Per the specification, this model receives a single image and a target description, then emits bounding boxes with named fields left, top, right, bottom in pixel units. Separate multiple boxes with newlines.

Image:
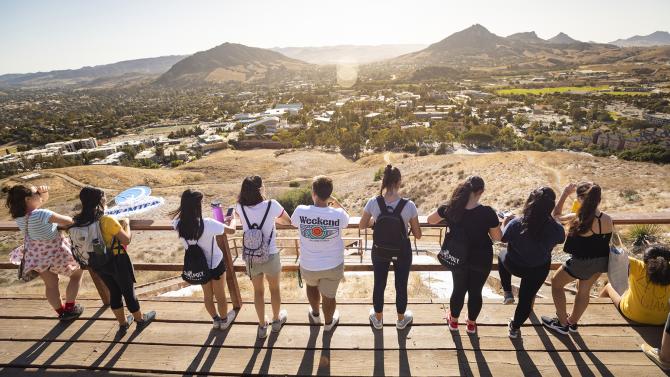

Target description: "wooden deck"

left=0, top=297, right=667, bottom=376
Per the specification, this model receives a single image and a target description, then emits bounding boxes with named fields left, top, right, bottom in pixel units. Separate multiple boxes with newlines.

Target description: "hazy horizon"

left=1, top=0, right=670, bottom=75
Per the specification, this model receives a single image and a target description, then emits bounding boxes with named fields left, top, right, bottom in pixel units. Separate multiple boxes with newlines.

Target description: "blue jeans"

left=372, top=243, right=412, bottom=315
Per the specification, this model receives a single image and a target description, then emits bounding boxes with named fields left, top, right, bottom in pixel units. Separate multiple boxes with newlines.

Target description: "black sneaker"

left=568, top=322, right=578, bottom=333
left=119, top=315, right=134, bottom=332
left=508, top=319, right=519, bottom=339
left=58, top=304, right=84, bottom=321
left=541, top=315, right=569, bottom=335
left=136, top=311, right=156, bottom=329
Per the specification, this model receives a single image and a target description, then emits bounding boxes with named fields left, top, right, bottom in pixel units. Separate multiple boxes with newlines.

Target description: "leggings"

left=96, top=268, right=140, bottom=313
left=498, top=249, right=550, bottom=329
left=372, top=246, right=412, bottom=315
left=450, top=265, right=491, bottom=320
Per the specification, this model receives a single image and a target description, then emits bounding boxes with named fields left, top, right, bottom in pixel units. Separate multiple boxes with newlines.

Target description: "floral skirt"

left=12, top=236, right=80, bottom=277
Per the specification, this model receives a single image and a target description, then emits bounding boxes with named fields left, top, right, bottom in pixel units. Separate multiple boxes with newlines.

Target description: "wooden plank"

left=217, top=233, right=241, bottom=310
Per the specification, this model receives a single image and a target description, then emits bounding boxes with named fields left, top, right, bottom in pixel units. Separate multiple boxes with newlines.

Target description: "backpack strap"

left=376, top=196, right=389, bottom=215
left=240, top=205, right=254, bottom=228
left=258, top=201, right=273, bottom=229
left=392, top=198, right=408, bottom=216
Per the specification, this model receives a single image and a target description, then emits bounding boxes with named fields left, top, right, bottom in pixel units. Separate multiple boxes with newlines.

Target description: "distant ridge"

left=271, top=44, right=427, bottom=64
left=547, top=32, right=581, bottom=45
left=610, top=31, right=670, bottom=47
left=507, top=31, right=545, bottom=44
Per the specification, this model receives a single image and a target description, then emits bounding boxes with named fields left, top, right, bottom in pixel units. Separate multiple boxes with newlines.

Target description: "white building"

left=245, top=117, right=280, bottom=135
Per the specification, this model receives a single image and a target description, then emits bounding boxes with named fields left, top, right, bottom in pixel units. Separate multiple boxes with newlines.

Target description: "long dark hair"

left=3, top=185, right=33, bottom=218
left=520, top=186, right=556, bottom=239
left=644, top=244, right=670, bottom=285
left=72, top=187, right=106, bottom=227
left=569, top=182, right=601, bottom=236
left=238, top=176, right=264, bottom=206
left=174, top=189, right=205, bottom=240
left=441, top=176, right=485, bottom=223
left=380, top=165, right=401, bottom=195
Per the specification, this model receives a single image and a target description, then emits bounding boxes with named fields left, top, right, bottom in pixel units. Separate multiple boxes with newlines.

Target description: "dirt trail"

left=525, top=154, right=563, bottom=191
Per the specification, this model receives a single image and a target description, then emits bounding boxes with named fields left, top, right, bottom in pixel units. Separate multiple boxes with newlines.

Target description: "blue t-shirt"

left=15, top=208, right=59, bottom=240
left=502, top=217, right=565, bottom=267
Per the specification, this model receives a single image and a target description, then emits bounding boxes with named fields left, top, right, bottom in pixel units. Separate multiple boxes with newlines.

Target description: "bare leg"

left=202, top=281, right=217, bottom=318
left=111, top=307, right=127, bottom=325
left=550, top=267, right=575, bottom=325
left=601, top=283, right=623, bottom=308
left=212, top=273, right=228, bottom=317
left=322, top=295, right=336, bottom=325
left=266, top=273, right=281, bottom=322
left=39, top=271, right=63, bottom=311
left=568, top=273, right=600, bottom=325
left=65, top=269, right=83, bottom=303
left=251, top=274, right=266, bottom=325
left=661, top=327, right=670, bottom=363
left=306, top=285, right=320, bottom=315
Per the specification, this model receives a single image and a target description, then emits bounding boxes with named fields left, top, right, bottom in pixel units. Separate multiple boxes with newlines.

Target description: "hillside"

left=547, top=32, right=582, bottom=45
left=610, top=31, right=670, bottom=47
left=272, top=44, right=427, bottom=64
left=0, top=55, right=187, bottom=89
left=156, top=43, right=314, bottom=86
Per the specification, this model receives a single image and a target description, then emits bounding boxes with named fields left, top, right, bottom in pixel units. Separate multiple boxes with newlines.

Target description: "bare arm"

left=49, top=213, right=73, bottom=227
left=276, top=210, right=292, bottom=226
left=553, top=183, right=576, bottom=220
left=36, top=186, right=49, bottom=204
left=359, top=210, right=373, bottom=229
left=427, top=210, right=444, bottom=225
left=223, top=217, right=236, bottom=235
left=489, top=226, right=503, bottom=242
left=115, top=219, right=132, bottom=245
left=409, top=216, right=422, bottom=239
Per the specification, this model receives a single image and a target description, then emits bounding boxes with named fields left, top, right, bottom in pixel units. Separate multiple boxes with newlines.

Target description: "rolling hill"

left=272, top=44, right=427, bottom=65
left=610, top=31, right=670, bottom=47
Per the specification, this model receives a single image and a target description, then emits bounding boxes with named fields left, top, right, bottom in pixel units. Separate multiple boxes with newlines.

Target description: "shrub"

left=619, top=189, right=640, bottom=202
left=628, top=224, right=660, bottom=246
left=289, top=180, right=301, bottom=188
left=373, top=167, right=384, bottom=181
left=277, top=187, right=313, bottom=215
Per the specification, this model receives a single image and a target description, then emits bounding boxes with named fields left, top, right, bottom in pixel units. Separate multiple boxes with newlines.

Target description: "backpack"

left=371, top=196, right=409, bottom=261
left=182, top=237, right=214, bottom=285
left=69, top=220, right=113, bottom=269
left=240, top=201, right=273, bottom=270
left=437, top=219, right=468, bottom=270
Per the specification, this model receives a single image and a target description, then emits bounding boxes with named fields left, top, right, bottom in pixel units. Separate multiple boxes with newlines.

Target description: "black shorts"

left=210, top=259, right=226, bottom=280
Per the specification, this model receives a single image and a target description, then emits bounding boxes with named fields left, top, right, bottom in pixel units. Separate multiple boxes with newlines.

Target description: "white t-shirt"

left=291, top=205, right=350, bottom=271
left=364, top=196, right=418, bottom=230
left=235, top=199, right=285, bottom=255
left=173, top=217, right=226, bottom=269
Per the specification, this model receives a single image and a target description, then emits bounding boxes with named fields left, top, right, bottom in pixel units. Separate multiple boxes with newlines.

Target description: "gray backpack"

left=240, top=202, right=273, bottom=269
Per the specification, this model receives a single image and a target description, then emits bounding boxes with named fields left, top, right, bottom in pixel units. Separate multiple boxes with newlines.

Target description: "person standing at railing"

left=359, top=165, right=422, bottom=331
left=542, top=182, right=613, bottom=335
left=4, top=184, right=84, bottom=320
left=427, top=176, right=502, bottom=334
left=291, top=175, right=349, bottom=332
left=235, top=176, right=292, bottom=339
left=72, top=187, right=156, bottom=332
left=497, top=187, right=566, bottom=339
left=172, top=189, right=236, bottom=331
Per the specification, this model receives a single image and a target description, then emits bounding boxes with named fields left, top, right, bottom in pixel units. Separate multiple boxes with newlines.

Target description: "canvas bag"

left=182, top=237, right=214, bottom=285
left=437, top=220, right=468, bottom=270
left=68, top=220, right=111, bottom=268
left=608, top=231, right=629, bottom=295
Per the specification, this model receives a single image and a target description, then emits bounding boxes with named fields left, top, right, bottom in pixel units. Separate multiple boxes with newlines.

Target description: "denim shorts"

left=563, top=256, right=608, bottom=280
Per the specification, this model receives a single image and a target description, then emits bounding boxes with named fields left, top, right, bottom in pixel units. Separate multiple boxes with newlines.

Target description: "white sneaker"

left=369, top=308, right=383, bottom=330
left=396, top=310, right=413, bottom=330
left=220, top=310, right=236, bottom=331
left=324, top=310, right=340, bottom=332
left=308, top=308, right=321, bottom=325
left=271, top=309, right=288, bottom=333
left=257, top=322, right=269, bottom=339
left=212, top=317, right=222, bottom=329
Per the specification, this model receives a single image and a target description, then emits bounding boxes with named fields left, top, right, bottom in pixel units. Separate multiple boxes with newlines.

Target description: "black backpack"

left=181, top=237, right=214, bottom=285
left=437, top=219, right=468, bottom=270
left=371, top=196, right=409, bottom=261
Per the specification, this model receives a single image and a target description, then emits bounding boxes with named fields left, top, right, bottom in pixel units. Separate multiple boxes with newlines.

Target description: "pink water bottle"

left=211, top=201, right=224, bottom=222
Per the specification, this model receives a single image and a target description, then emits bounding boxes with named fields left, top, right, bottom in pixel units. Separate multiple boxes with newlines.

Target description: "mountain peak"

left=426, top=24, right=503, bottom=53
left=507, top=31, right=545, bottom=43
left=548, top=32, right=581, bottom=44
left=610, top=31, right=670, bottom=47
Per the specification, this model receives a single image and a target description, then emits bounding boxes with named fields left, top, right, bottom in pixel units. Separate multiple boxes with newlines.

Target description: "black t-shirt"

left=437, top=204, right=499, bottom=270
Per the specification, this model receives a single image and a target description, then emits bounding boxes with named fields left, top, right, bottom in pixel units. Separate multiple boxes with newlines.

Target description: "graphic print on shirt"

left=298, top=216, right=340, bottom=240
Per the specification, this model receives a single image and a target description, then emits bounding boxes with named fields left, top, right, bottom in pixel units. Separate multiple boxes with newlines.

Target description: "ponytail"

left=380, top=165, right=401, bottom=195
left=441, top=175, right=485, bottom=223
left=569, top=182, right=601, bottom=236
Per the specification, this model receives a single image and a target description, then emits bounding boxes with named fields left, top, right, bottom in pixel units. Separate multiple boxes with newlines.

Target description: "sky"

left=1, top=0, right=669, bottom=74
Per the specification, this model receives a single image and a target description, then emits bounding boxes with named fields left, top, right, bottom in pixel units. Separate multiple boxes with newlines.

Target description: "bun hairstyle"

left=72, top=186, right=106, bottom=227
left=570, top=182, right=602, bottom=236
left=238, top=175, right=265, bottom=206
left=174, top=189, right=205, bottom=241
left=380, top=165, right=401, bottom=195
left=3, top=184, right=33, bottom=219
left=441, top=175, right=485, bottom=223
left=521, top=186, right=556, bottom=240
left=644, top=244, right=670, bottom=285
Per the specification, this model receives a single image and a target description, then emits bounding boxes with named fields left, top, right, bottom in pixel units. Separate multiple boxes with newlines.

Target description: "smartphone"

left=497, top=210, right=512, bottom=219
left=225, top=207, right=234, bottom=217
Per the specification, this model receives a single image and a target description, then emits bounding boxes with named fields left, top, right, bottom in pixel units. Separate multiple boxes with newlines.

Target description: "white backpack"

left=69, top=221, right=105, bottom=267
left=240, top=202, right=273, bottom=269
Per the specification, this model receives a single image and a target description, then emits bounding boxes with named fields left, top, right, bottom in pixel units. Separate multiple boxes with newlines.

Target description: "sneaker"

left=508, top=319, right=519, bottom=339
left=541, top=315, right=569, bottom=335
left=567, top=321, right=578, bottom=333
left=369, top=308, right=383, bottom=330
left=220, top=310, right=236, bottom=331
left=466, top=320, right=477, bottom=334
left=324, top=310, right=340, bottom=332
left=212, top=316, right=222, bottom=329
left=308, top=308, right=321, bottom=325
left=136, top=310, right=156, bottom=329
left=271, top=310, right=287, bottom=333
left=446, top=313, right=459, bottom=331
left=641, top=343, right=670, bottom=371
left=119, top=314, right=134, bottom=332
left=59, top=304, right=84, bottom=321
left=396, top=310, right=413, bottom=330
left=503, top=292, right=515, bottom=305
left=257, top=322, right=269, bottom=339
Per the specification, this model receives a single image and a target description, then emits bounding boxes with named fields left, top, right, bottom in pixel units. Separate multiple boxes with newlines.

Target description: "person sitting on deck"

left=601, top=244, right=670, bottom=326
left=4, top=184, right=84, bottom=321
left=498, top=187, right=566, bottom=338
left=426, top=175, right=503, bottom=335
left=235, top=176, right=292, bottom=339
left=542, top=182, right=613, bottom=335
left=172, top=189, right=236, bottom=331
left=72, top=187, right=156, bottom=332
left=359, top=165, right=422, bottom=330
left=291, top=175, right=349, bottom=332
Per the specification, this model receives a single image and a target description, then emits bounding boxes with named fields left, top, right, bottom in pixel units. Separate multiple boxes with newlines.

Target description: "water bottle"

left=211, top=201, right=224, bottom=222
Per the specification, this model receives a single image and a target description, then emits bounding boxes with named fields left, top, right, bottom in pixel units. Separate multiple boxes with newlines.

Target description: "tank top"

left=563, top=213, right=611, bottom=259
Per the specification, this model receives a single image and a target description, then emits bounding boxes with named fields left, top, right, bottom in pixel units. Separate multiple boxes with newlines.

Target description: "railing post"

left=217, top=233, right=242, bottom=310
left=87, top=268, right=110, bottom=306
